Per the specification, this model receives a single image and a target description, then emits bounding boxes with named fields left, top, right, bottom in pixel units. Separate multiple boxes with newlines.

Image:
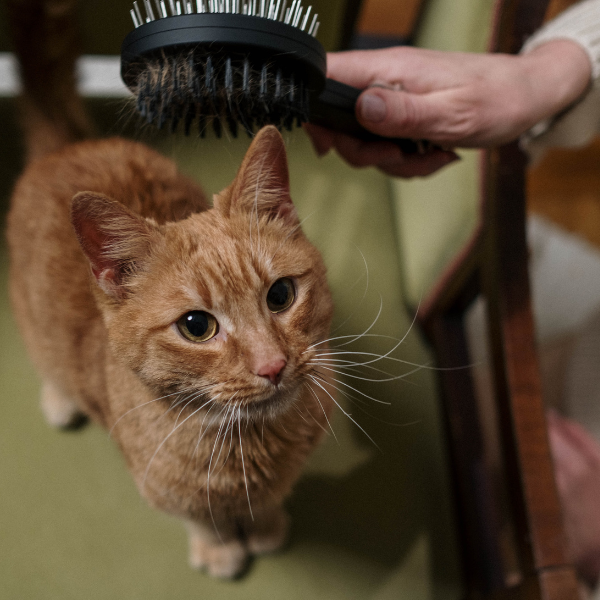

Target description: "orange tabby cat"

left=7, top=0, right=334, bottom=578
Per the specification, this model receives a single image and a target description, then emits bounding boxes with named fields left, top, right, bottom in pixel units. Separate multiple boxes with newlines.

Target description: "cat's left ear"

left=71, top=192, right=159, bottom=299
left=214, top=125, right=298, bottom=226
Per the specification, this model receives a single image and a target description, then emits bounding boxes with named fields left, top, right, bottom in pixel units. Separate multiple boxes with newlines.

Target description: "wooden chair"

left=415, top=0, right=581, bottom=597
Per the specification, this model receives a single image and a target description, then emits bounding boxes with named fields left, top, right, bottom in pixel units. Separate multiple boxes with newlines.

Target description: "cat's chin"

left=243, top=385, right=302, bottom=421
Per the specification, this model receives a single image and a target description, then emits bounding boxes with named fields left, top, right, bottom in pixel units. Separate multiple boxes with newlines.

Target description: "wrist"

left=520, top=39, right=592, bottom=124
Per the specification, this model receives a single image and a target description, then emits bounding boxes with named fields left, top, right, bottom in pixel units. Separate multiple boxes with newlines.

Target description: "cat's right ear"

left=71, top=192, right=158, bottom=299
left=214, top=125, right=298, bottom=226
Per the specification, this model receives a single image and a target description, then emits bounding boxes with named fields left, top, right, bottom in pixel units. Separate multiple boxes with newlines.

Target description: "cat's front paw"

left=189, top=538, right=248, bottom=579
left=187, top=522, right=248, bottom=579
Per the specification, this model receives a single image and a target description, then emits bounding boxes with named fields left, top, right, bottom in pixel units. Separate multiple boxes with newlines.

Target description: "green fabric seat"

left=0, top=0, right=497, bottom=597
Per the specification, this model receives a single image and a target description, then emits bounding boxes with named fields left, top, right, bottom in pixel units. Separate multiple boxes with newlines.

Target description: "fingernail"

left=359, top=94, right=386, bottom=123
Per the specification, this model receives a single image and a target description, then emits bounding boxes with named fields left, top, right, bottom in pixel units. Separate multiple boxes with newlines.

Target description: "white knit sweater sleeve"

left=520, top=0, right=600, bottom=161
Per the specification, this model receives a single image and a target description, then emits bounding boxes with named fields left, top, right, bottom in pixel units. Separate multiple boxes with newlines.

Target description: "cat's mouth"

left=243, top=384, right=301, bottom=419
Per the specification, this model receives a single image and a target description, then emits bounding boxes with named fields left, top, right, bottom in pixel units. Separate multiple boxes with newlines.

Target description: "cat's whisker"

left=193, top=402, right=218, bottom=458
left=142, top=398, right=213, bottom=492
left=213, top=404, right=236, bottom=474
left=306, top=295, right=383, bottom=351
left=300, top=382, right=333, bottom=439
left=309, top=358, right=397, bottom=376
left=311, top=332, right=413, bottom=350
left=166, top=399, right=223, bottom=494
left=307, top=374, right=380, bottom=451
left=109, top=386, right=196, bottom=437
left=207, top=404, right=230, bottom=476
left=309, top=351, right=411, bottom=373
left=157, top=384, right=219, bottom=425
left=237, top=406, right=254, bottom=521
left=292, top=403, right=310, bottom=425
left=330, top=245, right=370, bottom=335
left=313, top=370, right=392, bottom=405
left=324, top=380, right=422, bottom=429
left=312, top=348, right=464, bottom=372
left=308, top=294, right=422, bottom=379
left=309, top=357, right=403, bottom=376
left=174, top=394, right=205, bottom=425
left=303, top=381, right=338, bottom=444
left=309, top=362, right=424, bottom=385
left=320, top=301, right=412, bottom=364
left=219, top=407, right=237, bottom=472
left=205, top=402, right=233, bottom=541
left=190, top=402, right=221, bottom=477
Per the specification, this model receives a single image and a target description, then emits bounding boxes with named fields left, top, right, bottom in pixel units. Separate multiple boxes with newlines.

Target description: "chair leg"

left=429, top=310, right=506, bottom=595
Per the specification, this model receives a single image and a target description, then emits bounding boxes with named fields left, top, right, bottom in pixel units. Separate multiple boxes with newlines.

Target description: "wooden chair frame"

left=417, top=1, right=581, bottom=597
left=336, top=0, right=581, bottom=595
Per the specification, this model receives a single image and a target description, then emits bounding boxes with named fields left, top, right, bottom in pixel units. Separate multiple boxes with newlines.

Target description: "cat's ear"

left=214, top=125, right=298, bottom=225
left=71, top=192, right=158, bottom=299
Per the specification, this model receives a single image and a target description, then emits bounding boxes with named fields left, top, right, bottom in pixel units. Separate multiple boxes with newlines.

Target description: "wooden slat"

left=430, top=311, right=506, bottom=594
left=483, top=143, right=568, bottom=571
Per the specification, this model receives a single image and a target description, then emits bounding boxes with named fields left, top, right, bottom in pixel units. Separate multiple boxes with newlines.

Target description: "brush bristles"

left=129, top=0, right=320, bottom=35
left=130, top=51, right=310, bottom=137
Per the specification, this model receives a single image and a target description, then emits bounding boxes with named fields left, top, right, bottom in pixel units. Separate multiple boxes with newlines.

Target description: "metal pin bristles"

left=129, top=0, right=319, bottom=35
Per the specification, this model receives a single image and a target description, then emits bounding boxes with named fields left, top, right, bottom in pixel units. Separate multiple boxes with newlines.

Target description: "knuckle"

left=435, top=102, right=483, bottom=144
left=388, top=94, right=419, bottom=134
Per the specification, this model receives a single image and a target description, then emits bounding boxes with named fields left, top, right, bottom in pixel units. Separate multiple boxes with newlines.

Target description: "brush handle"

left=311, top=79, right=432, bottom=154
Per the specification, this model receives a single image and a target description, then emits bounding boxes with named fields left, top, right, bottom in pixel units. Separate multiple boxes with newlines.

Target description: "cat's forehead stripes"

left=161, top=210, right=313, bottom=318
left=173, top=216, right=269, bottom=309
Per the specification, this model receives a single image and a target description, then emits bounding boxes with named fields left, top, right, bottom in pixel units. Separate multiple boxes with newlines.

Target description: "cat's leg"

left=186, top=519, right=247, bottom=579
left=242, top=504, right=290, bottom=556
left=40, top=381, right=87, bottom=429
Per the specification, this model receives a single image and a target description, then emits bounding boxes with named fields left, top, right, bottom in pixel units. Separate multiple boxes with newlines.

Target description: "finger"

left=377, top=150, right=459, bottom=178
left=355, top=87, right=464, bottom=143
left=328, top=131, right=458, bottom=177
left=329, top=132, right=404, bottom=169
left=325, top=48, right=429, bottom=91
left=303, top=123, right=336, bottom=156
left=326, top=49, right=403, bottom=89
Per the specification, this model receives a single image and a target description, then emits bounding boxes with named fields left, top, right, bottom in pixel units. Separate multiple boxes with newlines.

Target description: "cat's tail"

left=6, top=0, right=94, bottom=162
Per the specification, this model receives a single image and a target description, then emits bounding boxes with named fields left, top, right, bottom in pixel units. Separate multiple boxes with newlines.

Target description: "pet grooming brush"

left=121, top=0, right=427, bottom=152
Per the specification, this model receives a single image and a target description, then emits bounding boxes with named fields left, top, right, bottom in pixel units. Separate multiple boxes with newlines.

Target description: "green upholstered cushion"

left=393, top=0, right=496, bottom=307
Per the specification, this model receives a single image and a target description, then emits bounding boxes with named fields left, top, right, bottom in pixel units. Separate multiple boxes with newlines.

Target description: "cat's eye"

left=176, top=311, right=219, bottom=343
left=267, top=278, right=295, bottom=313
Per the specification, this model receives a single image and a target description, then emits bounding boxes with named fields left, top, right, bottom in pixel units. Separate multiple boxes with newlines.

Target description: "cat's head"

left=71, top=126, right=333, bottom=418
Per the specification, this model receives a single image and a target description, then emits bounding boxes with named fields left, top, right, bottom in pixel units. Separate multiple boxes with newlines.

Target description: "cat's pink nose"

left=256, top=359, right=287, bottom=385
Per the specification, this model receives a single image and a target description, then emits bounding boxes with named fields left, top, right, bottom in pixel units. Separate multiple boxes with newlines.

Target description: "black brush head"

left=121, top=2, right=326, bottom=137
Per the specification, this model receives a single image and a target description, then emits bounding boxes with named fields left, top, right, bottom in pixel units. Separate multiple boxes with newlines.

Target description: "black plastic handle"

left=310, top=78, right=432, bottom=154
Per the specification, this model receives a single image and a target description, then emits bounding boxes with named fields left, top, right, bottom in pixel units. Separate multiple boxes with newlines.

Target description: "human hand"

left=548, top=411, right=600, bottom=586
left=306, top=40, right=591, bottom=177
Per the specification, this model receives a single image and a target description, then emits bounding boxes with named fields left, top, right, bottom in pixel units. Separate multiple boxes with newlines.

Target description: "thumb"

left=356, top=88, right=450, bottom=141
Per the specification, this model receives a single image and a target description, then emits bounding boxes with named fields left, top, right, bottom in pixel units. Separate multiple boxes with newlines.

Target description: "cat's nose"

left=256, top=358, right=287, bottom=385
